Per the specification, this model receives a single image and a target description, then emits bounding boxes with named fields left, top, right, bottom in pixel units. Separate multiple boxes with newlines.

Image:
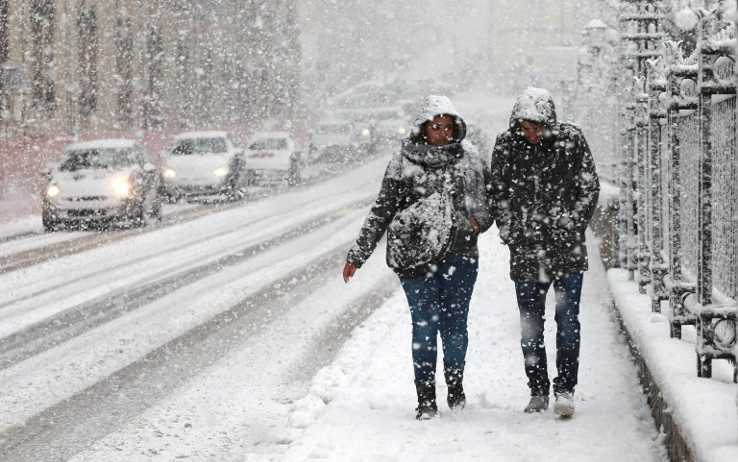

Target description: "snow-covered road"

left=0, top=156, right=400, bottom=460
left=0, top=95, right=668, bottom=461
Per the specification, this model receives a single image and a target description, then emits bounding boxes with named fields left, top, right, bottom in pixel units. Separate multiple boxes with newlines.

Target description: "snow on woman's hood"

left=411, top=95, right=467, bottom=142
left=509, top=87, right=558, bottom=128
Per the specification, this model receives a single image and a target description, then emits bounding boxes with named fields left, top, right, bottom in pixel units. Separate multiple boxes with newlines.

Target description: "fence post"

left=624, top=101, right=638, bottom=279
left=697, top=17, right=714, bottom=308
left=648, top=57, right=668, bottom=312
left=635, top=86, right=651, bottom=294
left=618, top=0, right=664, bottom=284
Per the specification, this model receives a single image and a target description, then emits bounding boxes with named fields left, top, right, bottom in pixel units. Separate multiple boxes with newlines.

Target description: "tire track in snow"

left=0, top=154, right=383, bottom=274
left=0, top=197, right=373, bottom=371
left=0, top=202, right=234, bottom=275
left=0, top=245, right=398, bottom=462
left=0, top=192, right=366, bottom=312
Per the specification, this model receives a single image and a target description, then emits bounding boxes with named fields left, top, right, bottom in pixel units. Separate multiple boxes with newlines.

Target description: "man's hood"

left=509, top=87, right=558, bottom=128
left=411, top=94, right=467, bottom=143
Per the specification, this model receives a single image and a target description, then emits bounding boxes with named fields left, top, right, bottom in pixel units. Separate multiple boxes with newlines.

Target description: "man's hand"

left=342, top=261, right=357, bottom=283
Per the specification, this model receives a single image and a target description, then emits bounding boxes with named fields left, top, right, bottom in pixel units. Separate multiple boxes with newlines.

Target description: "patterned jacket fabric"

left=490, top=88, right=600, bottom=281
left=347, top=95, right=493, bottom=279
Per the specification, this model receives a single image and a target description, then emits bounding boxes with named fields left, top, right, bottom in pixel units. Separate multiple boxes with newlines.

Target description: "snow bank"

left=608, top=269, right=738, bottom=462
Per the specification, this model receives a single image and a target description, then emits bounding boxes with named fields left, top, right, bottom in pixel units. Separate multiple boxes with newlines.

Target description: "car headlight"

left=111, top=176, right=131, bottom=198
left=163, top=168, right=176, bottom=179
left=361, top=128, right=371, bottom=137
left=213, top=167, right=229, bottom=177
left=47, top=184, right=60, bottom=198
left=714, top=319, right=737, bottom=349
left=398, top=127, right=407, bottom=135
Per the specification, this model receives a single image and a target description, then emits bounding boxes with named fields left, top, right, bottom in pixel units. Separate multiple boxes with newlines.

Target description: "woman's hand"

left=342, top=262, right=357, bottom=283
left=469, top=217, right=481, bottom=234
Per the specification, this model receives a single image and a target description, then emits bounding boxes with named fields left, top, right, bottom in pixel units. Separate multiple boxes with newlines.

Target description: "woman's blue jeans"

left=400, top=255, right=479, bottom=387
left=514, top=272, right=583, bottom=396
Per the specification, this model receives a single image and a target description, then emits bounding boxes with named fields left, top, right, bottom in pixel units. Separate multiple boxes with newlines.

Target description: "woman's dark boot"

left=415, top=382, right=438, bottom=420
left=445, top=368, right=466, bottom=410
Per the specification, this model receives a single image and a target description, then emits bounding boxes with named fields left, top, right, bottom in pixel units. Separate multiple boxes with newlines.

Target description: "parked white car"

left=161, top=131, right=248, bottom=201
left=245, top=131, right=301, bottom=185
left=372, top=107, right=410, bottom=143
left=42, top=139, right=161, bottom=231
left=308, top=119, right=367, bottom=163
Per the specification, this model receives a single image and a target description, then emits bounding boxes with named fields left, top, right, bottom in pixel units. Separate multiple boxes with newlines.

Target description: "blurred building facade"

left=487, top=0, right=618, bottom=98
left=0, top=0, right=302, bottom=139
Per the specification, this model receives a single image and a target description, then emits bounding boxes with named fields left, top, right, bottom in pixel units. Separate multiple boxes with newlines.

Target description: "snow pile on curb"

left=607, top=269, right=738, bottom=462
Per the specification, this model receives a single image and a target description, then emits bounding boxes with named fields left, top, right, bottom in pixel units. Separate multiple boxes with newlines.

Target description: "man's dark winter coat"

left=490, top=88, right=600, bottom=281
left=347, top=95, right=493, bottom=279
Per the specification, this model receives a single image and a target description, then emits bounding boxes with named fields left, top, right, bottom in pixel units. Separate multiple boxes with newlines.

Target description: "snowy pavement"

left=257, top=232, right=664, bottom=461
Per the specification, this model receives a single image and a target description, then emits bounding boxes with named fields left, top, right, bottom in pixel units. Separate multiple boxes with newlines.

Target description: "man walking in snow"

left=489, top=88, right=600, bottom=417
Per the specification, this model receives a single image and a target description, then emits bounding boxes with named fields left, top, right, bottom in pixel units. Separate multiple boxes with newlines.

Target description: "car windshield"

left=249, top=138, right=288, bottom=150
left=59, top=148, right=137, bottom=171
left=172, top=138, right=227, bottom=155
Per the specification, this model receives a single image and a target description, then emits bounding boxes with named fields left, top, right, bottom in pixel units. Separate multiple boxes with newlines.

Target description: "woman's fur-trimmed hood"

left=411, top=94, right=467, bottom=143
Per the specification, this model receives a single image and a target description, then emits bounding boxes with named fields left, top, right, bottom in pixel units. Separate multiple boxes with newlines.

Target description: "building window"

left=114, top=18, right=133, bottom=127
left=30, top=0, right=55, bottom=113
left=78, top=8, right=98, bottom=119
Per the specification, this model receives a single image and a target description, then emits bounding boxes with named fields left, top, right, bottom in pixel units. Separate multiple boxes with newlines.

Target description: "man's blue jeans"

left=514, top=272, right=583, bottom=396
left=400, top=255, right=479, bottom=387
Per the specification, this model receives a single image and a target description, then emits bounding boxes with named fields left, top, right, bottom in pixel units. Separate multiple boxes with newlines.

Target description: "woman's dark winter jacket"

left=347, top=96, right=493, bottom=279
left=490, top=88, right=600, bottom=281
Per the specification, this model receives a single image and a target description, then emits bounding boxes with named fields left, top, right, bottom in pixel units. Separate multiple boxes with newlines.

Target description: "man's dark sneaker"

left=447, top=385, right=466, bottom=410
left=553, top=392, right=575, bottom=417
left=415, top=401, right=439, bottom=420
left=523, top=395, right=549, bottom=413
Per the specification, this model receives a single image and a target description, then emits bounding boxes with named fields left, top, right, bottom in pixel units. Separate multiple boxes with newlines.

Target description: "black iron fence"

left=576, top=1, right=738, bottom=383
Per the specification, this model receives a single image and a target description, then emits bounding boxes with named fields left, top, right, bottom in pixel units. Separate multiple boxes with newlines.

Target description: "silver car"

left=161, top=131, right=248, bottom=201
left=42, top=139, right=161, bottom=231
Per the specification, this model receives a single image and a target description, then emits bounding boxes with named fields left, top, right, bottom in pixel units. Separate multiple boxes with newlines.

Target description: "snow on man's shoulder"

left=557, top=121, right=585, bottom=140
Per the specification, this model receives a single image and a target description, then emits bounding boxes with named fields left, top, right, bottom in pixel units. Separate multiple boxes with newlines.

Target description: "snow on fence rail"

left=575, top=2, right=738, bottom=384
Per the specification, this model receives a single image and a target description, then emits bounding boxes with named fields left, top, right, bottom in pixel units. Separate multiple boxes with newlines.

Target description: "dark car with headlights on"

left=42, top=139, right=161, bottom=231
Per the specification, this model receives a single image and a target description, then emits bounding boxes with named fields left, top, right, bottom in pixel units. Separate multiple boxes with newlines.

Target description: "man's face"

left=520, top=120, right=545, bottom=145
left=424, top=115, right=455, bottom=146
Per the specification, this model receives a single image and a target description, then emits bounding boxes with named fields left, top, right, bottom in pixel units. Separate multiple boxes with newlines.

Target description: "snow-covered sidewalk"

left=272, top=230, right=666, bottom=462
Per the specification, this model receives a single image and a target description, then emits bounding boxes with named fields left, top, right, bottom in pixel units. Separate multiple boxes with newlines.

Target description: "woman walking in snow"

left=342, top=95, right=493, bottom=420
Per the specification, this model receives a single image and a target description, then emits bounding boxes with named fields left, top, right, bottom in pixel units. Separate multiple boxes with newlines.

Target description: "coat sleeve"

left=489, top=133, right=518, bottom=245
left=475, top=159, right=495, bottom=233
left=569, top=130, right=600, bottom=234
left=346, top=164, right=402, bottom=268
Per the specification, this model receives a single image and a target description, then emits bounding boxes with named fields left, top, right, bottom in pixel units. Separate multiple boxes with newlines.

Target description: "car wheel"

left=148, top=191, right=163, bottom=222
left=225, top=169, right=247, bottom=201
left=42, top=210, right=58, bottom=232
left=127, top=202, right=145, bottom=228
left=287, top=164, right=301, bottom=187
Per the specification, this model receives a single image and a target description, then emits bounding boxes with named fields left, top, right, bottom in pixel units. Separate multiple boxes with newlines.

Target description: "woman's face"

left=424, top=115, right=455, bottom=146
